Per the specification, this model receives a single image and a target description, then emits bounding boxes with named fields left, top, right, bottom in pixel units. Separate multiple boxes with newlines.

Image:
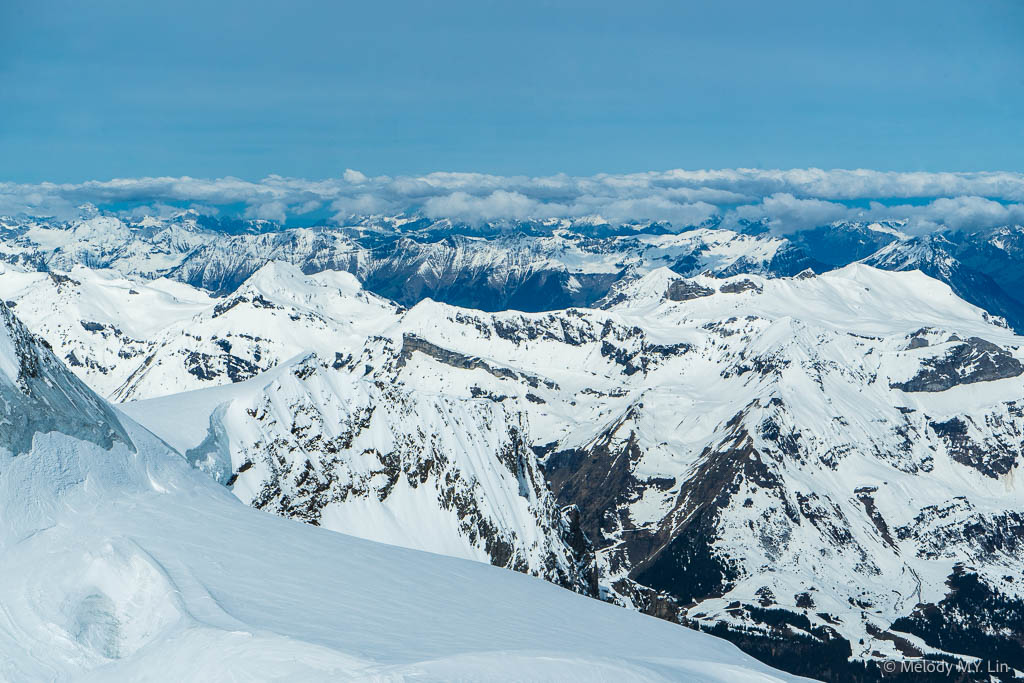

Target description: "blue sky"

left=1, top=0, right=1022, bottom=182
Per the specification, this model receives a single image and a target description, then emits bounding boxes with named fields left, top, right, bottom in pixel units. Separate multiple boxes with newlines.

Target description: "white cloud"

left=725, top=193, right=850, bottom=233
left=342, top=169, right=368, bottom=184
left=330, top=193, right=401, bottom=220
left=583, top=197, right=717, bottom=226
left=2, top=169, right=1024, bottom=231
left=243, top=200, right=287, bottom=223
left=422, top=191, right=562, bottom=222
left=294, top=200, right=323, bottom=215
left=865, top=196, right=1024, bottom=234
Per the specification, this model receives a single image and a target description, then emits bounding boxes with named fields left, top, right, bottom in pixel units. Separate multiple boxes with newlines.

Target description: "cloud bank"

left=2, top=169, right=1024, bottom=234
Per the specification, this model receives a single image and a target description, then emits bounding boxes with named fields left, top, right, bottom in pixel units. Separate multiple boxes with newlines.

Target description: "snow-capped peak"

left=235, top=259, right=364, bottom=302
left=602, top=263, right=1007, bottom=341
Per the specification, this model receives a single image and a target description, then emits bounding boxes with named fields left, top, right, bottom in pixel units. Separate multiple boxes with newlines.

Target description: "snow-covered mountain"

left=0, top=298, right=794, bottom=681
left=0, top=260, right=398, bottom=400
left=163, top=221, right=824, bottom=311
left=0, top=211, right=821, bottom=312
left=6, top=209, right=1024, bottom=679
left=542, top=266, right=1024, bottom=679
left=0, top=263, right=214, bottom=398
left=957, top=224, right=1024, bottom=301
left=5, top=252, right=1024, bottom=678
left=0, top=211, right=217, bottom=277
left=862, top=232, right=1024, bottom=334
left=334, top=265, right=1024, bottom=678
left=171, top=227, right=363, bottom=293
left=8, top=211, right=1024, bottom=336
left=7, top=211, right=1024, bottom=334
left=122, top=349, right=598, bottom=595
left=786, top=221, right=905, bottom=267
left=0, top=260, right=603, bottom=593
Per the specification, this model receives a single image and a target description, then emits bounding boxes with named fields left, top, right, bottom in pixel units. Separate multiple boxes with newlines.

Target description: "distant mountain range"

left=4, top=211, right=1024, bottom=333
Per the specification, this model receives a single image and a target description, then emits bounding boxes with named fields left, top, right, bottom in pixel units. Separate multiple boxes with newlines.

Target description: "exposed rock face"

left=171, top=350, right=598, bottom=596
left=399, top=334, right=558, bottom=390
left=544, top=406, right=647, bottom=551
left=629, top=416, right=777, bottom=606
left=665, top=279, right=715, bottom=301
left=928, top=416, right=1020, bottom=478
left=892, top=336, right=1023, bottom=392
left=0, top=302, right=129, bottom=454
left=896, top=499, right=1024, bottom=562
left=720, top=278, right=762, bottom=294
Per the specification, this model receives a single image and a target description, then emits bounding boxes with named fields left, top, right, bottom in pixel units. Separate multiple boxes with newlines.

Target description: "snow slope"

left=0, top=299, right=797, bottom=682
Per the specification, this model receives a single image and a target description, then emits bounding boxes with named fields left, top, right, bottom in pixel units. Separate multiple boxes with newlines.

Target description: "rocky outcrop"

left=0, top=302, right=129, bottom=454
left=893, top=337, right=1023, bottom=392
left=665, top=279, right=715, bottom=301
left=720, top=279, right=762, bottom=294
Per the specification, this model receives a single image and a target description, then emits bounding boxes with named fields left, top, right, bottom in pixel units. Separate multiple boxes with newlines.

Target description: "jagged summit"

left=862, top=233, right=960, bottom=276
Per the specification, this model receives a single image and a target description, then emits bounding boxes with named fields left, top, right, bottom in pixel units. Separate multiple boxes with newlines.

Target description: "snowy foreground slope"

left=0, top=300, right=797, bottom=681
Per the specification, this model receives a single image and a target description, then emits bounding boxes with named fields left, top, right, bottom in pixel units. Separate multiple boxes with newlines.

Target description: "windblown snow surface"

left=0, top=301, right=796, bottom=681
